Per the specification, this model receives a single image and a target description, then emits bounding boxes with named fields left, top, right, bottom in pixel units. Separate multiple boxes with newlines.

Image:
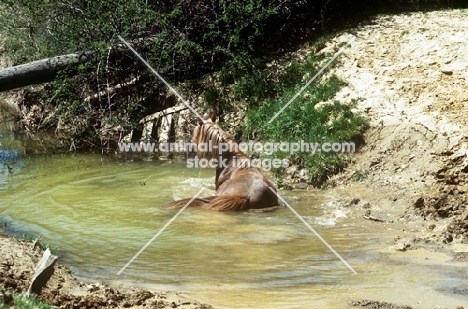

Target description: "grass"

left=239, top=48, right=368, bottom=186
left=0, top=289, right=53, bottom=309
left=352, top=169, right=369, bottom=181
left=28, top=237, right=49, bottom=252
left=8, top=233, right=50, bottom=252
left=12, top=294, right=52, bottom=309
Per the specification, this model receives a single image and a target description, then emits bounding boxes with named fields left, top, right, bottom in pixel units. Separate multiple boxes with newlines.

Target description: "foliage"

left=0, top=0, right=307, bottom=149
left=11, top=294, right=53, bottom=309
left=0, top=0, right=307, bottom=79
left=242, top=53, right=368, bottom=185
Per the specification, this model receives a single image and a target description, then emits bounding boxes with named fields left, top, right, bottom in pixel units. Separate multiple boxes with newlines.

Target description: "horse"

left=164, top=113, right=278, bottom=211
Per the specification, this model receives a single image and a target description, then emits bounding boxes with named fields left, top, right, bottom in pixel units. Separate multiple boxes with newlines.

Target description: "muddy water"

left=1, top=141, right=467, bottom=308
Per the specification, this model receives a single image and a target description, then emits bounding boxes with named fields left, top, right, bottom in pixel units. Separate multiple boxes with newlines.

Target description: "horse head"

left=192, top=112, right=224, bottom=159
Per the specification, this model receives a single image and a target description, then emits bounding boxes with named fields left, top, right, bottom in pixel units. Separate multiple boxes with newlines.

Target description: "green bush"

left=242, top=53, right=368, bottom=186
left=12, top=294, right=53, bottom=309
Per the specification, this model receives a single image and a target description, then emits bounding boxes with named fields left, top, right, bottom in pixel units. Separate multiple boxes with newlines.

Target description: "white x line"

left=117, top=34, right=357, bottom=276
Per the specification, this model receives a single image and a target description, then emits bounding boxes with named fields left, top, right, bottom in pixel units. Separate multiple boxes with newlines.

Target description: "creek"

left=0, top=126, right=467, bottom=308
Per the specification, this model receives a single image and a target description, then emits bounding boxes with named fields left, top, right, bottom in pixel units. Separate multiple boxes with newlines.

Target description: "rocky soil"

left=0, top=234, right=213, bottom=309
left=320, top=9, right=468, bottom=308
left=325, top=8, right=468, bottom=243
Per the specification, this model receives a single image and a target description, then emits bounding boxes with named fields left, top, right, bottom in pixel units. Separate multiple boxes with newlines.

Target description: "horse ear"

left=210, top=112, right=216, bottom=122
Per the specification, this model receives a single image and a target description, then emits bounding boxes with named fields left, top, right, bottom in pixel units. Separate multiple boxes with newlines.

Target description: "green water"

left=1, top=133, right=467, bottom=308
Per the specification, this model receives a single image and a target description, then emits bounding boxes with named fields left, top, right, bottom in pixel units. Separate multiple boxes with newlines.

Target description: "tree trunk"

left=0, top=37, right=160, bottom=92
left=0, top=52, right=92, bottom=92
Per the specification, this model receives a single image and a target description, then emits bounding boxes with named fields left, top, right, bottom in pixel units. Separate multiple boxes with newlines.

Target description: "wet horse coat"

left=165, top=114, right=278, bottom=211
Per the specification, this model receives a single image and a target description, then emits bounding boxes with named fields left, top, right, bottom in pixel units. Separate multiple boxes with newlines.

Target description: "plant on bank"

left=11, top=293, right=53, bottom=309
left=0, top=290, right=53, bottom=309
left=242, top=53, right=368, bottom=186
left=352, top=169, right=369, bottom=181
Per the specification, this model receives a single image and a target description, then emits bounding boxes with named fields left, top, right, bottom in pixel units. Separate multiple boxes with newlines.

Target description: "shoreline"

left=0, top=233, right=214, bottom=309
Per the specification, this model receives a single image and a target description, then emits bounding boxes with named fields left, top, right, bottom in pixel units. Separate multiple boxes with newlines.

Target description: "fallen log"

left=0, top=52, right=92, bottom=92
left=0, top=37, right=158, bottom=92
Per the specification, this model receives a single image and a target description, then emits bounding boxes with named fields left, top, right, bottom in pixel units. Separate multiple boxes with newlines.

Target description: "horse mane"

left=193, top=121, right=248, bottom=160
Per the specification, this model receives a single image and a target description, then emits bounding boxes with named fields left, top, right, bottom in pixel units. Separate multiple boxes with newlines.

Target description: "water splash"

left=314, top=200, right=349, bottom=226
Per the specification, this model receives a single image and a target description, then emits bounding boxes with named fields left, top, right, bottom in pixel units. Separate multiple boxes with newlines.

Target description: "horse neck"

left=219, top=138, right=249, bottom=161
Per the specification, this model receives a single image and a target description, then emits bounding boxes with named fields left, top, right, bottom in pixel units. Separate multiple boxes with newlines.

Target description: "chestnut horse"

left=165, top=113, right=278, bottom=211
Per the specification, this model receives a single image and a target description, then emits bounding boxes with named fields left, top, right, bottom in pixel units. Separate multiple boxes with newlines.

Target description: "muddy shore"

left=0, top=234, right=214, bottom=309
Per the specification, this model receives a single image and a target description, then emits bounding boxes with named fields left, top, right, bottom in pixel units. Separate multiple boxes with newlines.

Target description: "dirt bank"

left=0, top=235, right=213, bottom=308
left=319, top=8, right=468, bottom=307
left=325, top=8, right=468, bottom=243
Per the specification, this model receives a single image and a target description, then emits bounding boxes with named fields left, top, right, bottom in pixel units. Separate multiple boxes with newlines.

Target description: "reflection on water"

left=0, top=137, right=467, bottom=308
